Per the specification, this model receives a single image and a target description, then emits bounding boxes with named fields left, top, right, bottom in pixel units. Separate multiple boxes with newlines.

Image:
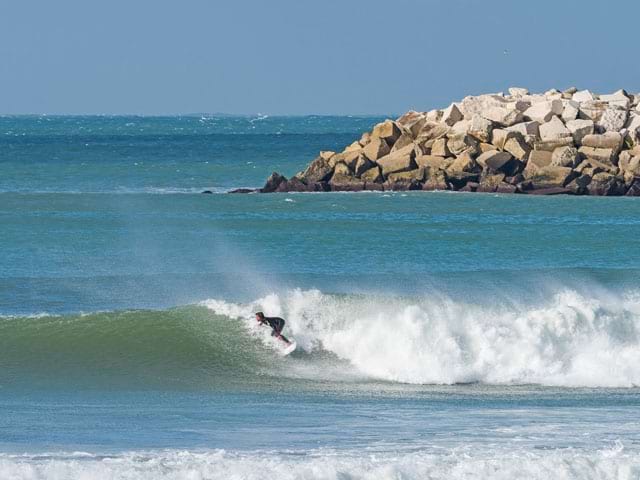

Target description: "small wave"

left=249, top=114, right=269, bottom=123
left=1, top=445, right=637, bottom=480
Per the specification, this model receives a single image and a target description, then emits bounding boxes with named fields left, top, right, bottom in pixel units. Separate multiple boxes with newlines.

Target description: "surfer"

left=255, top=312, right=292, bottom=345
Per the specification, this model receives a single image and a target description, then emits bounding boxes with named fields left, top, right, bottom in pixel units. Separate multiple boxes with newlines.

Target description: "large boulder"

left=415, top=122, right=449, bottom=145
left=431, top=137, right=451, bottom=157
left=276, top=176, right=311, bottom=192
left=598, top=108, right=628, bottom=132
left=372, top=120, right=402, bottom=145
left=523, top=100, right=563, bottom=122
left=522, top=150, right=552, bottom=177
left=509, top=87, right=529, bottom=97
left=344, top=141, right=362, bottom=153
left=406, top=116, right=427, bottom=138
left=387, top=168, right=426, bottom=182
left=600, top=90, right=631, bottom=109
left=331, top=149, right=363, bottom=170
left=618, top=153, right=640, bottom=177
left=626, top=180, right=640, bottom=196
left=360, top=165, right=384, bottom=183
left=442, top=103, right=464, bottom=126
left=533, top=137, right=574, bottom=152
left=415, top=155, right=452, bottom=170
left=422, top=168, right=449, bottom=190
left=298, top=156, right=334, bottom=183
left=562, top=100, right=580, bottom=122
left=477, top=172, right=507, bottom=192
left=565, top=119, right=594, bottom=145
left=572, top=89, right=595, bottom=102
left=460, top=94, right=513, bottom=118
left=396, top=110, right=424, bottom=127
left=578, top=100, right=608, bottom=123
left=578, top=146, right=618, bottom=166
left=390, top=132, right=415, bottom=153
left=506, top=121, right=540, bottom=138
left=586, top=172, right=626, bottom=196
left=575, top=158, right=617, bottom=176
left=261, top=172, right=288, bottom=193
left=446, top=171, right=480, bottom=190
left=566, top=174, right=593, bottom=195
left=363, top=137, right=391, bottom=161
left=446, top=151, right=478, bottom=172
left=481, top=106, right=523, bottom=127
left=447, top=133, right=479, bottom=155
left=539, top=116, right=572, bottom=142
left=504, top=135, right=531, bottom=160
left=319, top=151, right=336, bottom=161
left=625, top=114, right=640, bottom=146
left=525, top=166, right=577, bottom=189
left=363, top=137, right=391, bottom=160
left=354, top=156, right=376, bottom=176
left=476, top=150, right=513, bottom=171
left=376, top=144, right=417, bottom=176
left=491, top=128, right=515, bottom=150
left=329, top=162, right=365, bottom=191
left=468, top=114, right=493, bottom=142
left=551, top=146, right=579, bottom=167
left=581, top=132, right=623, bottom=151
left=330, top=162, right=354, bottom=182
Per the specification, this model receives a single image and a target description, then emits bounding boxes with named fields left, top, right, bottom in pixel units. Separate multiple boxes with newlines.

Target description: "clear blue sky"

left=1, top=0, right=639, bottom=115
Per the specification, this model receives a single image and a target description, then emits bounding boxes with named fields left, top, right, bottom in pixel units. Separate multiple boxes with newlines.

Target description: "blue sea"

left=1, top=115, right=639, bottom=479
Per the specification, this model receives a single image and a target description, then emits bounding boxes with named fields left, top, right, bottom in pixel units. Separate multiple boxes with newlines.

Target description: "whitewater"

left=204, top=288, right=640, bottom=388
left=2, top=115, right=640, bottom=479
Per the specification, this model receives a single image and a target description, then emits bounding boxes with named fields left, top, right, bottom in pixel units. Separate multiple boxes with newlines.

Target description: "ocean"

left=1, top=114, right=639, bottom=479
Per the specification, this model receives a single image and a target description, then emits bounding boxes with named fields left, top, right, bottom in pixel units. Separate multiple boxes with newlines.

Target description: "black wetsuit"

left=262, top=316, right=285, bottom=335
left=260, top=316, right=290, bottom=343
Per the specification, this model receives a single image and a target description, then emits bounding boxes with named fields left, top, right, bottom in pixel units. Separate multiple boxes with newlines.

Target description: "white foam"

left=1, top=446, right=638, bottom=480
left=203, top=288, right=640, bottom=387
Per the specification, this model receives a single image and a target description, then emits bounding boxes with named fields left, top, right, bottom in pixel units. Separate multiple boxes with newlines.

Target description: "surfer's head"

left=255, top=312, right=265, bottom=322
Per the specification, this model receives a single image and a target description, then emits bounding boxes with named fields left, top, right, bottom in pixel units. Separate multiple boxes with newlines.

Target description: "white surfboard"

left=280, top=340, right=297, bottom=356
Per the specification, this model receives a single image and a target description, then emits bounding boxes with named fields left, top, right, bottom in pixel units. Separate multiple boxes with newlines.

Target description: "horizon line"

left=0, top=112, right=401, bottom=118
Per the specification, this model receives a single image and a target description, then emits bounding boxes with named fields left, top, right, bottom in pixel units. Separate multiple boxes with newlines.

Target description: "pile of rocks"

left=255, top=87, right=640, bottom=195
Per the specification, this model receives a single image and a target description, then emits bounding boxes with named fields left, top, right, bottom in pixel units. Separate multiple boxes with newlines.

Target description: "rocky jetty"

left=247, top=87, right=640, bottom=196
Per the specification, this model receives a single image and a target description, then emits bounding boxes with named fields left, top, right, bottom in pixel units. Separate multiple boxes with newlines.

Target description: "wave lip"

left=1, top=444, right=638, bottom=480
left=203, top=287, right=640, bottom=388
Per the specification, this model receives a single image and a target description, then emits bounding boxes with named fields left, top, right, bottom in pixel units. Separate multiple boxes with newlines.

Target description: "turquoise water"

left=1, top=116, right=640, bottom=478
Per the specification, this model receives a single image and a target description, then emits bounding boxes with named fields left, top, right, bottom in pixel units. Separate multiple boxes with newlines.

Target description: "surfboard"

left=280, top=340, right=297, bottom=356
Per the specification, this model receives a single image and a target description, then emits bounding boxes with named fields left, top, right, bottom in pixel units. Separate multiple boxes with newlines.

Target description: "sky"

left=1, top=0, right=639, bottom=115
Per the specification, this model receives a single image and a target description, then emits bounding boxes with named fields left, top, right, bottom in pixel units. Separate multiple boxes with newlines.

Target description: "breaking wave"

left=203, top=287, right=640, bottom=388
left=2, top=287, right=640, bottom=389
left=1, top=444, right=638, bottom=480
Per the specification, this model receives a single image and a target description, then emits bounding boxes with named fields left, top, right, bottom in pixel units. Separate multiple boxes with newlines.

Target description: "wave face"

left=1, top=445, right=638, bottom=480
left=4, top=287, right=640, bottom=389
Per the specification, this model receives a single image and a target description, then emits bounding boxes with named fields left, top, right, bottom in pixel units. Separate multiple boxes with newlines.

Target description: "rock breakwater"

left=248, top=87, right=640, bottom=195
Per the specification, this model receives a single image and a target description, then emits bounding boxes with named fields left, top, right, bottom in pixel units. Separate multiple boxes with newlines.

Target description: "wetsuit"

left=260, top=316, right=290, bottom=343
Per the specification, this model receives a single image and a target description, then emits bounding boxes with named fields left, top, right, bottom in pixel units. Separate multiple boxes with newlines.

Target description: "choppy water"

left=1, top=115, right=640, bottom=479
